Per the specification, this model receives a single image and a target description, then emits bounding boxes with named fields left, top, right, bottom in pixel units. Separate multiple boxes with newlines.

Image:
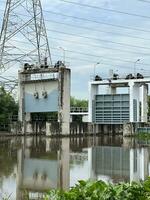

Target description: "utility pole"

left=0, top=0, right=52, bottom=73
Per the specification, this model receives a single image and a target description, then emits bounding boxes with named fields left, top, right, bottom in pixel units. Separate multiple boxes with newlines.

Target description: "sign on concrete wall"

left=24, top=80, right=58, bottom=113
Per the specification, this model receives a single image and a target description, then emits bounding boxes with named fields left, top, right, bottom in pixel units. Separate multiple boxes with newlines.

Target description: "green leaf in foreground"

left=45, top=178, right=150, bottom=200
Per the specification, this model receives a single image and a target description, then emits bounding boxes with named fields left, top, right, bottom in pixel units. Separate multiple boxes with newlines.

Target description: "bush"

left=45, top=178, right=150, bottom=200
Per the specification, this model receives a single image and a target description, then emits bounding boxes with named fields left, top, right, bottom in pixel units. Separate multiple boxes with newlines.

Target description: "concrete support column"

left=70, top=115, right=73, bottom=123
left=129, top=82, right=140, bottom=122
left=18, top=73, right=31, bottom=122
left=88, top=83, right=98, bottom=122
left=88, top=148, right=97, bottom=180
left=25, top=113, right=31, bottom=122
left=59, top=138, right=70, bottom=190
left=16, top=149, right=23, bottom=200
left=107, top=85, right=116, bottom=94
left=110, top=86, right=116, bottom=95
left=139, top=148, right=149, bottom=180
left=58, top=67, right=71, bottom=135
left=140, top=84, right=148, bottom=122
left=18, top=73, right=24, bottom=122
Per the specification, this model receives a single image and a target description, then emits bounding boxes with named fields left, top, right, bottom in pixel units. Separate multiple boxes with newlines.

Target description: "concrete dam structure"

left=18, top=62, right=71, bottom=135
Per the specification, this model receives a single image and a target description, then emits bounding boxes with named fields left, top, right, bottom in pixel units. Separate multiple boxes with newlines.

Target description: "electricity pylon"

left=0, top=0, right=52, bottom=73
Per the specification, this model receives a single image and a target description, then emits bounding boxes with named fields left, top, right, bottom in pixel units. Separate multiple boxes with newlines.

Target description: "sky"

left=1, top=0, right=150, bottom=99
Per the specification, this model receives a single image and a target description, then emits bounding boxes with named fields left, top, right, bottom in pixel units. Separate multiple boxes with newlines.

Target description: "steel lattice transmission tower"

left=0, top=0, right=52, bottom=72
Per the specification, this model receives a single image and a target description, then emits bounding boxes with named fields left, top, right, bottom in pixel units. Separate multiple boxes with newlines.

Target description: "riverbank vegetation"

left=45, top=179, right=150, bottom=200
left=0, top=87, right=18, bottom=129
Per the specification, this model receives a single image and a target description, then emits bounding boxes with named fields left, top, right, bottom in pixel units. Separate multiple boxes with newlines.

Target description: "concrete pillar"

left=16, top=149, right=23, bottom=200
left=88, top=83, right=98, bottom=122
left=58, top=68, right=71, bottom=135
left=46, top=138, right=51, bottom=152
left=59, top=138, right=70, bottom=190
left=139, top=148, right=149, bottom=180
left=46, top=122, right=51, bottom=136
left=123, top=123, right=134, bottom=136
left=140, top=84, right=148, bottom=122
left=130, top=148, right=137, bottom=182
left=110, top=86, right=116, bottom=94
left=129, top=82, right=140, bottom=122
left=130, top=148, right=149, bottom=182
left=18, top=72, right=24, bottom=122
left=88, top=148, right=97, bottom=180
left=82, top=115, right=88, bottom=122
left=70, top=115, right=73, bottom=123
left=18, top=73, right=31, bottom=122
left=25, top=113, right=31, bottom=122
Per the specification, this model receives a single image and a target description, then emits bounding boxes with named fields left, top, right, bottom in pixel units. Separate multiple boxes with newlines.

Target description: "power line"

left=9, top=23, right=150, bottom=55
left=0, top=5, right=150, bottom=37
left=3, top=38, right=150, bottom=71
left=1, top=8, right=150, bottom=43
left=47, top=28, right=150, bottom=51
left=0, top=75, right=17, bottom=82
left=9, top=38, right=150, bottom=67
left=45, top=19, right=150, bottom=42
left=1, top=7, right=150, bottom=41
left=60, top=0, right=150, bottom=19
left=52, top=53, right=150, bottom=73
left=51, top=47, right=150, bottom=67
left=0, top=10, right=150, bottom=55
left=10, top=37, right=150, bottom=69
left=1, top=2, right=150, bottom=34
left=43, top=10, right=150, bottom=34
left=49, top=36, right=150, bottom=56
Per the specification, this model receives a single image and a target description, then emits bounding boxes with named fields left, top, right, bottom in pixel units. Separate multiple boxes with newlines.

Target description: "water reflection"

left=0, top=136, right=150, bottom=199
left=16, top=137, right=70, bottom=199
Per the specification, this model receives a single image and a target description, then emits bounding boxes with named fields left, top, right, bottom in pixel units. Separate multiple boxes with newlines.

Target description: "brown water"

left=0, top=135, right=150, bottom=199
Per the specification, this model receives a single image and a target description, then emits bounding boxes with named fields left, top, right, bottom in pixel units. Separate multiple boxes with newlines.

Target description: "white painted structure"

left=18, top=65, right=71, bottom=135
left=89, top=78, right=150, bottom=124
left=70, top=107, right=88, bottom=122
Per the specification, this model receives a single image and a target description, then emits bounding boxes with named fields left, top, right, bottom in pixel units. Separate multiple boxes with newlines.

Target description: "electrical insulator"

left=34, top=92, right=39, bottom=99
left=42, top=91, right=48, bottom=98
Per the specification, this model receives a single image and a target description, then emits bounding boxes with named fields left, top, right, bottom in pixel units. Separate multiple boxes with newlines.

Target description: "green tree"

left=70, top=97, right=88, bottom=123
left=70, top=96, right=88, bottom=107
left=0, top=87, right=18, bottom=124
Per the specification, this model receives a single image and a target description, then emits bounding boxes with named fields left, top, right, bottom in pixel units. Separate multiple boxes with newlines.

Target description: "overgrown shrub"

left=45, top=178, right=150, bottom=200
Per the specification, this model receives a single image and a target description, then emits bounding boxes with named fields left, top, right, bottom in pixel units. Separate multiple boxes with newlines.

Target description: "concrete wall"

left=58, top=68, right=71, bottom=135
left=24, top=81, right=58, bottom=112
left=88, top=79, right=149, bottom=125
left=18, top=67, right=71, bottom=135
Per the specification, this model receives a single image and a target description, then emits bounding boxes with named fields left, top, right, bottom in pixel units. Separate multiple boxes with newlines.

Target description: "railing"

left=3, top=108, right=89, bottom=126
left=70, top=107, right=88, bottom=113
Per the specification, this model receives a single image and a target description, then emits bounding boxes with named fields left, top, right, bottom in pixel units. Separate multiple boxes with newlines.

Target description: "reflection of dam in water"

left=14, top=136, right=150, bottom=199
left=89, top=146, right=149, bottom=183
left=1, top=136, right=150, bottom=199
left=16, top=138, right=70, bottom=200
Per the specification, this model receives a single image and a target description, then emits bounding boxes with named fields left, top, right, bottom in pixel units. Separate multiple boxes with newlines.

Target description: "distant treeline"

left=0, top=87, right=18, bottom=125
left=70, top=96, right=88, bottom=107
